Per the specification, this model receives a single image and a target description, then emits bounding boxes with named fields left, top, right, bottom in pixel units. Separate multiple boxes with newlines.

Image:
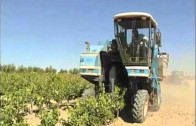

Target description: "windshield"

left=114, top=19, right=151, bottom=64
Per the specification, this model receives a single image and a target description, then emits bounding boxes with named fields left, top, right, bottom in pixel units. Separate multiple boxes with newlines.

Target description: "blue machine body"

left=79, top=12, right=168, bottom=100
left=80, top=44, right=107, bottom=78
left=80, top=42, right=160, bottom=91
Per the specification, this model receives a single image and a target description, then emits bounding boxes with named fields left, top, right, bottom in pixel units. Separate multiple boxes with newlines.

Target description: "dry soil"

left=109, top=79, right=195, bottom=126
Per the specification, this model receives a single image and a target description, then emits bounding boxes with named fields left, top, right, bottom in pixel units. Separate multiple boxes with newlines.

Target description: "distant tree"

left=1, top=65, right=7, bottom=72
left=45, top=66, right=57, bottom=73
left=17, top=65, right=27, bottom=73
left=39, top=68, right=45, bottom=73
left=0, top=64, right=48, bottom=73
left=0, top=64, right=1, bottom=72
left=6, top=64, right=16, bottom=72
left=69, top=68, right=79, bottom=74
left=52, top=68, right=57, bottom=74
left=59, top=69, right=68, bottom=74
left=32, top=66, right=44, bottom=73
left=28, top=66, right=33, bottom=72
left=64, top=69, right=68, bottom=73
left=33, top=67, right=38, bottom=72
left=72, top=68, right=79, bottom=74
left=10, top=64, right=14, bottom=72
left=45, top=67, right=49, bottom=73
left=69, top=69, right=73, bottom=74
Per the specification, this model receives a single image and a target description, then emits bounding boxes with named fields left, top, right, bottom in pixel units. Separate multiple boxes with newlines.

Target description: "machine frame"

left=79, top=12, right=168, bottom=123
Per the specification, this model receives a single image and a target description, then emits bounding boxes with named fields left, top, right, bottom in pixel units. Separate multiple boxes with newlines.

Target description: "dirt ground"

left=26, top=79, right=195, bottom=126
left=109, top=79, right=195, bottom=126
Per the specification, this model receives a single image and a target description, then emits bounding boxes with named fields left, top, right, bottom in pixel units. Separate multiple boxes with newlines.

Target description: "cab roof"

left=114, top=12, right=158, bottom=28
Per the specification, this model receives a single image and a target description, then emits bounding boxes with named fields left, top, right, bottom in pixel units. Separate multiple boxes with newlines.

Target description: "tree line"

left=0, top=64, right=79, bottom=74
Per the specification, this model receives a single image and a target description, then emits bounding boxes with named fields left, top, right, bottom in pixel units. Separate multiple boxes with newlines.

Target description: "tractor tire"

left=108, top=65, right=117, bottom=93
left=151, top=94, right=161, bottom=111
left=132, top=90, right=149, bottom=123
left=82, top=88, right=95, bottom=97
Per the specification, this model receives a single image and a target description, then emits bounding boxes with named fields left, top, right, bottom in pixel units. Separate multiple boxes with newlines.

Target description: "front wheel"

left=132, top=90, right=149, bottom=123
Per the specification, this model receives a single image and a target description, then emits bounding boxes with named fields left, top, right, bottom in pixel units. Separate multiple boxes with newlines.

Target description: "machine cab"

left=114, top=12, right=160, bottom=66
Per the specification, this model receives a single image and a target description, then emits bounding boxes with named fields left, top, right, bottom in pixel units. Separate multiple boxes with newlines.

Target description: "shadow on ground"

left=119, top=106, right=133, bottom=123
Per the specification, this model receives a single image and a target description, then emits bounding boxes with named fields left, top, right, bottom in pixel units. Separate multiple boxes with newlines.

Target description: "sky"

left=1, top=0, right=195, bottom=75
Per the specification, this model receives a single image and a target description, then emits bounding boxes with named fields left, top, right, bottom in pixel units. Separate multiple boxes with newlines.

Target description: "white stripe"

left=125, top=66, right=149, bottom=70
left=128, top=73, right=149, bottom=77
left=80, top=53, right=99, bottom=57
left=114, top=12, right=158, bottom=26
left=80, top=73, right=100, bottom=76
left=80, top=66, right=101, bottom=69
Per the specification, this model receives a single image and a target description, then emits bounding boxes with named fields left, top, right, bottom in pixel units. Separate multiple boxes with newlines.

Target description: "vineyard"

left=0, top=67, right=125, bottom=126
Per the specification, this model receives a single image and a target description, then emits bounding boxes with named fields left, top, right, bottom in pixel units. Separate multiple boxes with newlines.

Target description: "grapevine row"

left=0, top=72, right=91, bottom=125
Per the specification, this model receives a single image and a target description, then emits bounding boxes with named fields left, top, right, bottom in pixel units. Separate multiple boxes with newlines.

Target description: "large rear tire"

left=132, top=90, right=149, bottom=123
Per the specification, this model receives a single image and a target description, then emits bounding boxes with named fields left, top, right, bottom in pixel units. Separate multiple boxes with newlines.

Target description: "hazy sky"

left=1, top=0, right=195, bottom=75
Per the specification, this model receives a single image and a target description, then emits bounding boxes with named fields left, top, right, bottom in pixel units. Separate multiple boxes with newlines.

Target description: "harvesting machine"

left=79, top=12, right=169, bottom=122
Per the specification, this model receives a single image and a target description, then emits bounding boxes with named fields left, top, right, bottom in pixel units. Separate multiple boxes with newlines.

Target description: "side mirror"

left=156, top=32, right=162, bottom=47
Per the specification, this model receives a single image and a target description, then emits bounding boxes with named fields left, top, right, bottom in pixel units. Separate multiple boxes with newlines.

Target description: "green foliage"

left=0, top=65, right=127, bottom=126
left=64, top=87, right=126, bottom=126
left=39, top=107, right=60, bottom=126
left=0, top=72, right=91, bottom=125
left=0, top=99, right=29, bottom=126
